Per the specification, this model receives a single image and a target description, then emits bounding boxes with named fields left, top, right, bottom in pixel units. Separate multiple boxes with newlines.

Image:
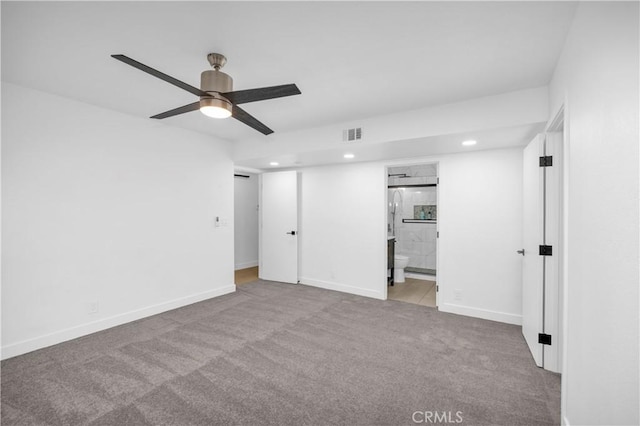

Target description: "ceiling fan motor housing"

left=200, top=69, right=233, bottom=111
left=201, top=70, right=232, bottom=95
left=200, top=70, right=233, bottom=93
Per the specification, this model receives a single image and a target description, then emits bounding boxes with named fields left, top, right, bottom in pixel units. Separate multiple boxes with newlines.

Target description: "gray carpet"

left=1, top=280, right=560, bottom=425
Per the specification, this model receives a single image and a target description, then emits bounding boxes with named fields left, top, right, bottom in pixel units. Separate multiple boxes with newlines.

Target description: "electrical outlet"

left=454, top=289, right=462, bottom=301
left=88, top=301, right=99, bottom=314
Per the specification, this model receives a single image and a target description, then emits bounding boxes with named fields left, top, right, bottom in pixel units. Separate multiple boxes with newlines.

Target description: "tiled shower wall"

left=388, top=163, right=438, bottom=186
left=397, top=222, right=437, bottom=271
left=390, top=187, right=437, bottom=271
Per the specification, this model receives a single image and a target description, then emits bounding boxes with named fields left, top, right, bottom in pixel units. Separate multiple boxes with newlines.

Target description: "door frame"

left=543, top=104, right=567, bottom=374
left=551, top=99, right=571, bottom=426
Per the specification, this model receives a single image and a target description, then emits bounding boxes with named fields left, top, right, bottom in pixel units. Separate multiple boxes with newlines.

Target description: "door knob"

left=517, top=249, right=525, bottom=256
left=286, top=231, right=297, bottom=236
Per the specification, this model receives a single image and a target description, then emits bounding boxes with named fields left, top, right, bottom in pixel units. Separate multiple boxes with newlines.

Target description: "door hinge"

left=539, top=156, right=553, bottom=167
left=538, top=333, right=552, bottom=345
left=436, top=285, right=439, bottom=292
left=539, top=245, right=553, bottom=256
left=437, top=231, right=439, bottom=238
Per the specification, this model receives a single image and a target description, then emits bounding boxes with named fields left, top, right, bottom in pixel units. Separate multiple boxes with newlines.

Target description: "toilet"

left=394, top=255, right=410, bottom=283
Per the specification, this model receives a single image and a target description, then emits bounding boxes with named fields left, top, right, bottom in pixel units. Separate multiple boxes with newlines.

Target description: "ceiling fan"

left=111, top=53, right=301, bottom=135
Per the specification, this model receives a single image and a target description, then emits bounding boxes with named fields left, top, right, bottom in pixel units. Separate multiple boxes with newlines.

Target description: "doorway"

left=386, top=163, right=439, bottom=308
left=234, top=172, right=260, bottom=285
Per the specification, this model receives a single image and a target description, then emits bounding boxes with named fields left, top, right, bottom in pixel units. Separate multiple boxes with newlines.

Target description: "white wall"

left=234, top=173, right=259, bottom=270
left=2, top=83, right=235, bottom=359
left=436, top=148, right=523, bottom=324
left=299, top=162, right=387, bottom=299
left=549, top=3, right=639, bottom=425
left=297, top=147, right=523, bottom=324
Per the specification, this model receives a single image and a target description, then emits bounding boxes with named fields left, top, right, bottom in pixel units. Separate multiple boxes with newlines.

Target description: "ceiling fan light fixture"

left=200, top=97, right=232, bottom=119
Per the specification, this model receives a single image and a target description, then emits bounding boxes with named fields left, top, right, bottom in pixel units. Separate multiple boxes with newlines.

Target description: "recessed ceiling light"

left=462, top=140, right=477, bottom=146
left=343, top=153, right=355, bottom=159
left=269, top=162, right=279, bottom=166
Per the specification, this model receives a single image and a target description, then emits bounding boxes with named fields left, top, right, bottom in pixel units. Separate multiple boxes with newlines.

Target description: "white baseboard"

left=235, top=260, right=258, bottom=270
left=439, top=302, right=522, bottom=325
left=1, top=285, right=236, bottom=360
left=299, top=277, right=385, bottom=300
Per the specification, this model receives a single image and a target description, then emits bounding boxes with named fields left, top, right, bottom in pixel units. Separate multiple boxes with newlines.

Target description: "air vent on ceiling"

left=343, top=127, right=363, bottom=142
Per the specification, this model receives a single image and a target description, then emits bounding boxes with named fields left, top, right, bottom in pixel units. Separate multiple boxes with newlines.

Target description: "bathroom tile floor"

left=235, top=266, right=259, bottom=285
left=388, top=278, right=437, bottom=307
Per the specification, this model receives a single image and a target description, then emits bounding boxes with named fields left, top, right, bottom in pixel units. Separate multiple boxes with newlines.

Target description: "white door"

left=522, top=134, right=545, bottom=367
left=542, top=131, right=562, bottom=373
left=259, top=171, right=298, bottom=283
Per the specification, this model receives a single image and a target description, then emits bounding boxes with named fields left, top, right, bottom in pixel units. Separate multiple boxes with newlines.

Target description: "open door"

left=521, top=132, right=562, bottom=371
left=522, top=134, right=545, bottom=367
left=259, top=171, right=298, bottom=283
left=542, top=131, right=562, bottom=373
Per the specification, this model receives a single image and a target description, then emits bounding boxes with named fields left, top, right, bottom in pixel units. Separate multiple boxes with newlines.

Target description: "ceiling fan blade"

left=150, top=102, right=200, bottom=119
left=222, top=84, right=301, bottom=105
left=232, top=105, right=273, bottom=135
left=111, top=54, right=208, bottom=97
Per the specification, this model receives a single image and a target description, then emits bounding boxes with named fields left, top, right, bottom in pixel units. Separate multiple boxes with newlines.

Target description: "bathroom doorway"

left=234, top=171, right=260, bottom=285
left=387, top=163, right=439, bottom=307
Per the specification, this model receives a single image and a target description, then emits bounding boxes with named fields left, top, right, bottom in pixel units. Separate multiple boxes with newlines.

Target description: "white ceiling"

left=238, top=122, right=545, bottom=171
left=2, top=1, right=577, bottom=163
